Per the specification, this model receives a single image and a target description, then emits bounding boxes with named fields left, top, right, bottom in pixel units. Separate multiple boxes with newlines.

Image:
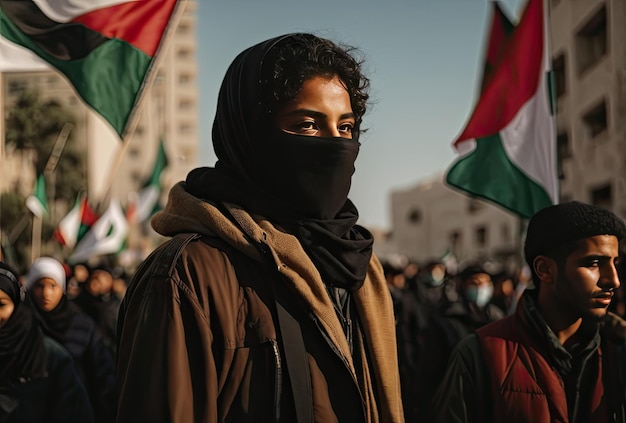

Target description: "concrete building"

left=385, top=0, right=626, bottom=269
left=386, top=174, right=521, bottom=269
left=552, top=0, right=626, bottom=215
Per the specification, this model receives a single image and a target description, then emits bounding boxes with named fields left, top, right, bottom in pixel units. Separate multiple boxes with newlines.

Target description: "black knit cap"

left=524, top=201, right=626, bottom=266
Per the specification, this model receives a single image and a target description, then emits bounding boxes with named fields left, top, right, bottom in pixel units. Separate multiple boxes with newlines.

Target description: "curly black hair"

left=260, top=33, right=370, bottom=128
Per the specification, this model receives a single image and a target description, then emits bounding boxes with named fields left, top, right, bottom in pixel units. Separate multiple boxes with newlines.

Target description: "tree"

left=4, top=88, right=86, bottom=202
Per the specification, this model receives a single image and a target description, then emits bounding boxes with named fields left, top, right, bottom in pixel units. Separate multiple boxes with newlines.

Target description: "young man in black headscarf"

left=432, top=202, right=626, bottom=422
left=116, top=33, right=403, bottom=423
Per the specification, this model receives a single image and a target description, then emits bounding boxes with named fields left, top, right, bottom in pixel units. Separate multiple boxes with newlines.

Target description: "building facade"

left=385, top=0, right=626, bottom=268
left=552, top=0, right=626, bottom=214
left=385, top=174, right=521, bottom=269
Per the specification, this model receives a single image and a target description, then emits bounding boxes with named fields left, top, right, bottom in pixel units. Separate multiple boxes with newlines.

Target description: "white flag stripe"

left=498, top=30, right=558, bottom=203
left=56, top=201, right=82, bottom=249
left=32, top=0, right=139, bottom=23
left=0, top=37, right=51, bottom=72
left=69, top=199, right=128, bottom=263
left=134, top=185, right=160, bottom=223
left=26, top=196, right=46, bottom=218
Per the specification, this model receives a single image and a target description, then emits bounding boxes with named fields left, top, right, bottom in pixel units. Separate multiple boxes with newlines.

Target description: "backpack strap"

left=210, top=206, right=314, bottom=423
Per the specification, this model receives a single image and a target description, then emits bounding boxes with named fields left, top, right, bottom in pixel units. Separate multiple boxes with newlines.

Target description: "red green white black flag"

left=0, top=0, right=184, bottom=138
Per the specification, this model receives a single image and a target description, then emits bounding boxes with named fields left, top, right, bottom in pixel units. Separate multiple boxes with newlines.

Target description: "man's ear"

left=533, top=255, right=557, bottom=286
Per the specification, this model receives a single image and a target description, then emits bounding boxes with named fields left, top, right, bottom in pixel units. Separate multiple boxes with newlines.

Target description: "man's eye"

left=297, top=121, right=317, bottom=131
left=339, top=123, right=353, bottom=133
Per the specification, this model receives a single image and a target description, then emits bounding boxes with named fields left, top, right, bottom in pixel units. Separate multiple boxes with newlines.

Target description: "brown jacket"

left=116, top=183, right=403, bottom=423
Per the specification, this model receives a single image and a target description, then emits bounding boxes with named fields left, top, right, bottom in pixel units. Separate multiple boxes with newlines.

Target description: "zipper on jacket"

left=270, top=338, right=283, bottom=422
left=310, top=313, right=366, bottom=410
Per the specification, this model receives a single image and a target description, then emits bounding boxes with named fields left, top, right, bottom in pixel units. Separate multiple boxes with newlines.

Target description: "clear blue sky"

left=196, top=0, right=525, bottom=230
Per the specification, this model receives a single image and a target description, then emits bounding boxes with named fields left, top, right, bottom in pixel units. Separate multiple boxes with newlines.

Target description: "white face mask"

left=465, top=284, right=494, bottom=308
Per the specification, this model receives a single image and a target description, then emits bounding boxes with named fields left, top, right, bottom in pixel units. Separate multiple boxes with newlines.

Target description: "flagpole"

left=97, top=0, right=189, bottom=211
left=31, top=214, right=42, bottom=264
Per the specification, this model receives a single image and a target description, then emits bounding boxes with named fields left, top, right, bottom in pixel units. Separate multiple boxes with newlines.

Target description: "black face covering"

left=259, top=131, right=359, bottom=220
left=186, top=33, right=373, bottom=291
left=0, top=265, right=47, bottom=384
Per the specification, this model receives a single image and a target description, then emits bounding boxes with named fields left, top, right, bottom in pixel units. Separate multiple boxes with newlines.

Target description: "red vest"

left=476, top=308, right=608, bottom=423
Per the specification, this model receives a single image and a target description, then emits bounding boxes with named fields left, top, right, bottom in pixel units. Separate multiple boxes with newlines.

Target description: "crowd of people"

left=3, top=32, right=626, bottom=422
left=0, top=258, right=125, bottom=422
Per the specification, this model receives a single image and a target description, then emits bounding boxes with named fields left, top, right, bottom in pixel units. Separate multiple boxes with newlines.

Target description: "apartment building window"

left=576, top=5, right=607, bottom=75
left=178, top=23, right=190, bottom=34
left=450, top=230, right=461, bottom=253
left=467, top=198, right=483, bottom=214
left=179, top=73, right=191, bottom=85
left=557, top=131, right=570, bottom=180
left=552, top=53, right=566, bottom=98
left=8, top=80, right=26, bottom=95
left=179, top=123, right=194, bottom=135
left=475, top=226, right=487, bottom=248
left=591, top=184, right=612, bottom=209
left=582, top=99, right=608, bottom=139
left=177, top=48, right=193, bottom=60
left=407, top=208, right=421, bottom=224
left=179, top=99, right=193, bottom=111
left=500, top=223, right=511, bottom=244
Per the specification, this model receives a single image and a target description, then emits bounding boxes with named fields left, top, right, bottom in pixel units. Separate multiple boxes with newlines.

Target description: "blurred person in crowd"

left=416, top=260, right=459, bottom=316
left=25, top=257, right=116, bottom=423
left=116, top=33, right=403, bottom=422
left=73, top=264, right=120, bottom=357
left=433, top=201, right=626, bottom=422
left=110, top=267, right=128, bottom=300
left=491, top=271, right=516, bottom=315
left=415, top=263, right=504, bottom=420
left=0, top=261, right=94, bottom=422
left=66, top=262, right=90, bottom=300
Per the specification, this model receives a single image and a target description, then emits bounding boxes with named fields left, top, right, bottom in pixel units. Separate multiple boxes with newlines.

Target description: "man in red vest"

left=432, top=201, right=626, bottom=422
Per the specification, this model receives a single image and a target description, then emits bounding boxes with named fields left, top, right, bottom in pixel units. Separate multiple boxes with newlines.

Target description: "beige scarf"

left=152, top=182, right=404, bottom=422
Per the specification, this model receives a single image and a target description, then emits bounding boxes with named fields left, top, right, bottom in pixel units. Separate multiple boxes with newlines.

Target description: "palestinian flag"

left=0, top=0, right=184, bottom=138
left=68, top=198, right=128, bottom=264
left=445, top=0, right=558, bottom=218
left=26, top=173, right=49, bottom=218
left=127, top=138, right=169, bottom=224
left=54, top=194, right=99, bottom=249
left=478, top=2, right=515, bottom=95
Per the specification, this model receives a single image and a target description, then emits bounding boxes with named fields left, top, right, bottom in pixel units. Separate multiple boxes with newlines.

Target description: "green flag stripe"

left=445, top=134, right=553, bottom=218
left=0, top=9, right=151, bottom=136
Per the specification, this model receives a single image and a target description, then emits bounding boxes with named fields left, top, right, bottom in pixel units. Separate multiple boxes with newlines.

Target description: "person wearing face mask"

left=116, top=33, right=403, bottom=423
left=413, top=263, right=504, bottom=420
left=0, top=261, right=94, bottom=423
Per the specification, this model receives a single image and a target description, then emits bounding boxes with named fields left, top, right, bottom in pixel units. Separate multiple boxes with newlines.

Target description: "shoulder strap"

left=271, top=284, right=313, bottom=423
left=212, top=206, right=314, bottom=423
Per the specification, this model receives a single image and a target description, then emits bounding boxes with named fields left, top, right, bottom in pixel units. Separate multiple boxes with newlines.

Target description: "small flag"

left=128, top=139, right=169, bottom=224
left=445, top=0, right=558, bottom=218
left=54, top=194, right=99, bottom=249
left=68, top=198, right=128, bottom=264
left=26, top=174, right=49, bottom=218
left=0, top=0, right=184, bottom=138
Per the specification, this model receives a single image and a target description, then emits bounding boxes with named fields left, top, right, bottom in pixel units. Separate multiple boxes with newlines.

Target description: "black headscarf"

left=0, top=263, right=47, bottom=384
left=31, top=294, right=78, bottom=344
left=186, top=34, right=373, bottom=291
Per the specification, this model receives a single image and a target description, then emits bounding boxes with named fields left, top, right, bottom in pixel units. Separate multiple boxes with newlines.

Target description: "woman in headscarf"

left=25, top=257, right=116, bottom=423
left=117, top=33, right=403, bottom=423
left=0, top=261, right=93, bottom=423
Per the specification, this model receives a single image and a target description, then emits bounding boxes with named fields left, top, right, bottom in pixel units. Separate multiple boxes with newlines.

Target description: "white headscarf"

left=24, top=257, right=66, bottom=292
